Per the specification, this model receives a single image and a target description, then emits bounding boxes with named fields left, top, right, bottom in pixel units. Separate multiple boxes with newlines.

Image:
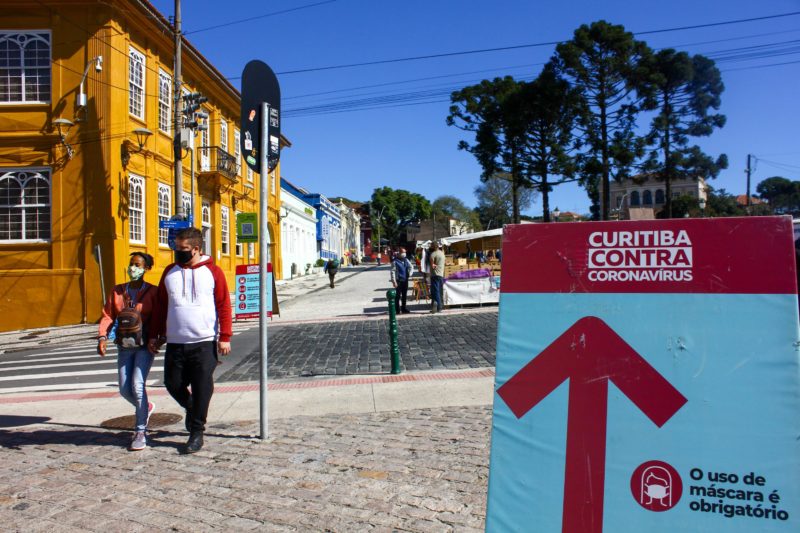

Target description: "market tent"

left=440, top=228, right=503, bottom=253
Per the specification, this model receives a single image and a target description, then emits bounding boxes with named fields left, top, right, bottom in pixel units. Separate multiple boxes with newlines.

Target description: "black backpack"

left=115, top=286, right=148, bottom=348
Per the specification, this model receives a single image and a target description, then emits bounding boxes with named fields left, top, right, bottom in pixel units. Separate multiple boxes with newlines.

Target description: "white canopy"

left=439, top=228, right=503, bottom=246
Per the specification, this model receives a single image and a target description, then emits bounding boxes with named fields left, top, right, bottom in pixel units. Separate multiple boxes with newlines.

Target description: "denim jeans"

left=430, top=275, right=444, bottom=311
left=117, top=347, right=154, bottom=431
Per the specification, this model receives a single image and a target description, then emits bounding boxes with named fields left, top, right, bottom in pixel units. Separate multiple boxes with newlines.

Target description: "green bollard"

left=386, top=289, right=401, bottom=374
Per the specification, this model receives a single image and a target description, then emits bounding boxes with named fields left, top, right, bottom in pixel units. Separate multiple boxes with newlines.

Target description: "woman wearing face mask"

left=98, top=252, right=158, bottom=451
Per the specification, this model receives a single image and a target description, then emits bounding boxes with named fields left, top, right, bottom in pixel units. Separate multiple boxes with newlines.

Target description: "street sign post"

left=487, top=217, right=800, bottom=532
left=159, top=217, right=192, bottom=250
left=240, top=59, right=281, bottom=441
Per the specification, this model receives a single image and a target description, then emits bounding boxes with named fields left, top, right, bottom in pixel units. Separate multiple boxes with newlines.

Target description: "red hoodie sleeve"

left=98, top=285, right=121, bottom=338
left=148, top=264, right=173, bottom=342
left=211, top=264, right=233, bottom=342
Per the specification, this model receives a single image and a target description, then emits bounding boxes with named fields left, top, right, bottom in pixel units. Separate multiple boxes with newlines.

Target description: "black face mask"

left=175, top=249, right=194, bottom=265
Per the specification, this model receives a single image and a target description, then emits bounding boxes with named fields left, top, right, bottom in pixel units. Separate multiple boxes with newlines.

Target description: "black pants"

left=164, top=341, right=217, bottom=432
left=328, top=268, right=337, bottom=287
left=395, top=279, right=409, bottom=312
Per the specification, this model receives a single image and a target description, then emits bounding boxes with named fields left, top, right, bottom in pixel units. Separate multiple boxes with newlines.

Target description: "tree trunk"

left=511, top=177, right=520, bottom=224
left=663, top=93, right=673, bottom=218
left=600, top=102, right=610, bottom=221
left=542, top=172, right=550, bottom=222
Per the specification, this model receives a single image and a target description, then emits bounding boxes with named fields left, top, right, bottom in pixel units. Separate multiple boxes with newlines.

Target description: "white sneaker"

left=130, top=431, right=146, bottom=451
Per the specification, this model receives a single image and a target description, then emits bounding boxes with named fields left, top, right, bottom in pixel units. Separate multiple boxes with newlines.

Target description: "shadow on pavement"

left=0, top=415, right=51, bottom=428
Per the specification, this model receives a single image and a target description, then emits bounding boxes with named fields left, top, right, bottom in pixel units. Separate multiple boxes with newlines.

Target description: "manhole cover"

left=100, top=412, right=182, bottom=430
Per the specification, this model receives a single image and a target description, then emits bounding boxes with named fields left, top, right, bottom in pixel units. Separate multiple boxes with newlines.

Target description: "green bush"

left=314, top=259, right=325, bottom=267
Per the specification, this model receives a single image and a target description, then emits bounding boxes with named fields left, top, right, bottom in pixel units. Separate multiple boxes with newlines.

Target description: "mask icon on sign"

left=640, top=466, right=673, bottom=507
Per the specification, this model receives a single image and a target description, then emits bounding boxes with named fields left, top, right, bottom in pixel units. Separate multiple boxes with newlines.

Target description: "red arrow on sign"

left=497, top=316, right=687, bottom=533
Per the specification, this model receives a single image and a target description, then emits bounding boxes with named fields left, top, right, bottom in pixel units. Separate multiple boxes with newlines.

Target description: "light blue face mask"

left=128, top=265, right=145, bottom=281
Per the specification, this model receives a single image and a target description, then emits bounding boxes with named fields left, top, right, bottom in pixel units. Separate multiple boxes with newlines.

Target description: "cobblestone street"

left=0, top=406, right=491, bottom=532
left=219, top=310, right=498, bottom=381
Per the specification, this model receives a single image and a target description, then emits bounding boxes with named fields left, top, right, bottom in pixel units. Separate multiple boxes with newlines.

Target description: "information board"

left=236, top=212, right=258, bottom=243
left=235, top=263, right=272, bottom=319
left=486, top=217, right=800, bottom=533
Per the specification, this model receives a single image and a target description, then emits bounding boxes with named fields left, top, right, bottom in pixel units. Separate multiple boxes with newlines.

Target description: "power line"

left=184, top=0, right=338, bottom=35
left=273, top=10, right=800, bottom=76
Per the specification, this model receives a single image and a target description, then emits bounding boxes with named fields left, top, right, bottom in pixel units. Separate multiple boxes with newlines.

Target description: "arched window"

left=0, top=32, right=51, bottom=103
left=630, top=190, right=641, bottom=206
left=128, top=174, right=145, bottom=243
left=655, top=189, right=665, bottom=205
left=643, top=190, right=653, bottom=205
left=0, top=169, right=51, bottom=241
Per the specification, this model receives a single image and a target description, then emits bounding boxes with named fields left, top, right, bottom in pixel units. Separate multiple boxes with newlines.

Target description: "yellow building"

left=0, top=0, right=285, bottom=332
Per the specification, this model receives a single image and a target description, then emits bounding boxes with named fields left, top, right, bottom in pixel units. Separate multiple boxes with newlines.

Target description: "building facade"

left=607, top=175, right=708, bottom=215
left=302, top=193, right=341, bottom=260
left=337, top=200, right=361, bottom=265
left=280, top=185, right=317, bottom=279
left=0, top=0, right=284, bottom=331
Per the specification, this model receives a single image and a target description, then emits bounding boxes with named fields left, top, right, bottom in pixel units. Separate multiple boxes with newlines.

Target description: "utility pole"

left=173, top=0, right=184, bottom=219
left=745, top=154, right=752, bottom=210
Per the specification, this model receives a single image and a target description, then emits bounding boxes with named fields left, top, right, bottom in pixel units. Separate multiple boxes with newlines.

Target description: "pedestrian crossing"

left=0, top=322, right=257, bottom=394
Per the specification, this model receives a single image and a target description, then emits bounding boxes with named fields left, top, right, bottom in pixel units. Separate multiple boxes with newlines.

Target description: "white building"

left=337, top=201, right=362, bottom=265
left=280, top=188, right=318, bottom=279
left=606, top=175, right=708, bottom=217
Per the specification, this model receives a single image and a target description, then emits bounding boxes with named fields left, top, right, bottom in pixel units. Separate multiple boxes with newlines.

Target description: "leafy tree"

left=370, top=187, right=431, bottom=245
left=756, top=176, right=800, bottom=214
left=640, top=49, right=728, bottom=218
left=552, top=20, right=651, bottom=220
left=448, top=77, right=531, bottom=223
left=514, top=66, right=581, bottom=221
left=432, top=195, right=481, bottom=231
left=473, top=173, right=534, bottom=229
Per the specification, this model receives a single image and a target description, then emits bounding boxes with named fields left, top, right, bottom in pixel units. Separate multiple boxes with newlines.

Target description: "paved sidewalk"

left=0, top=369, right=495, bottom=531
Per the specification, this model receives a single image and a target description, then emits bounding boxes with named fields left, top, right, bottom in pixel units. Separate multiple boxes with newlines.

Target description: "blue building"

left=281, top=179, right=341, bottom=260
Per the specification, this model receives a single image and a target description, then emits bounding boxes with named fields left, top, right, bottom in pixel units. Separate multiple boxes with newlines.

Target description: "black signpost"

left=240, top=60, right=281, bottom=174
left=240, top=60, right=281, bottom=440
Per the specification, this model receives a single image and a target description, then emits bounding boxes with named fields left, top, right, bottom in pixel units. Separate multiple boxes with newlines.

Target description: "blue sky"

left=150, top=0, right=800, bottom=217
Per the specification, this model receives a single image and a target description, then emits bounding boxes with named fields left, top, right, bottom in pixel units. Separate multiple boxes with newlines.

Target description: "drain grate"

left=100, top=412, right=182, bottom=430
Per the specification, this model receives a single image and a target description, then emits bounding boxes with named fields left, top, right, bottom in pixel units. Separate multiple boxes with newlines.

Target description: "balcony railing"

left=198, top=146, right=238, bottom=182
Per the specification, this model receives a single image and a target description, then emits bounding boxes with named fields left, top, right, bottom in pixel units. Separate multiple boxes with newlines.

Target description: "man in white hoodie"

left=148, top=227, right=232, bottom=453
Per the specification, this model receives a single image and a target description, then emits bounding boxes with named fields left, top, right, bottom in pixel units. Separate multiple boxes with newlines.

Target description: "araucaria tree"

left=515, top=65, right=581, bottom=222
left=552, top=21, right=651, bottom=220
left=447, top=77, right=530, bottom=224
left=640, top=49, right=728, bottom=218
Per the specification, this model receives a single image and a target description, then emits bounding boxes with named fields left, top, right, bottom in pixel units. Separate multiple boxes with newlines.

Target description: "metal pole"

left=94, top=244, right=105, bottom=306
left=386, top=289, right=401, bottom=374
left=745, top=154, right=752, bottom=210
left=190, top=146, right=194, bottom=223
left=173, top=0, right=184, bottom=219
left=259, top=102, right=270, bottom=440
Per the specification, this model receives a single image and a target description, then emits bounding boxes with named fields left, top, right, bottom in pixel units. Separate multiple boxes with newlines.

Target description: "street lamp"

left=698, top=197, right=707, bottom=217
left=615, top=193, right=630, bottom=220
left=552, top=207, right=561, bottom=222
left=121, top=127, right=152, bottom=167
left=53, top=118, right=74, bottom=160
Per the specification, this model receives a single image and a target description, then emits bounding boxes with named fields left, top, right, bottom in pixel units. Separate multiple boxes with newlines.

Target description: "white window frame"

left=157, top=183, right=171, bottom=247
left=270, top=170, right=276, bottom=194
left=200, top=116, right=210, bottom=171
left=128, top=173, right=145, bottom=244
left=233, top=128, right=241, bottom=176
left=0, top=31, right=51, bottom=104
left=128, top=46, right=145, bottom=120
left=0, top=167, right=51, bottom=243
left=182, top=192, right=192, bottom=221
left=235, top=211, right=243, bottom=256
left=221, top=205, right=230, bottom=255
left=201, top=201, right=211, bottom=255
left=247, top=166, right=254, bottom=182
left=158, top=69, right=171, bottom=134
left=220, top=120, right=228, bottom=153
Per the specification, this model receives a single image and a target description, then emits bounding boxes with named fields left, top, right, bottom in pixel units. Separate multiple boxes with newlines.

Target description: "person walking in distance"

left=390, top=247, right=414, bottom=314
left=98, top=252, right=157, bottom=451
left=323, top=256, right=340, bottom=288
left=429, top=241, right=446, bottom=313
left=148, top=228, right=232, bottom=454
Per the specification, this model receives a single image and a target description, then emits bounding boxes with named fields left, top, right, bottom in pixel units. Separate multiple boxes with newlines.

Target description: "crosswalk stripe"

left=0, top=368, right=162, bottom=382
left=1, top=360, right=128, bottom=372
left=0, top=354, right=111, bottom=366
left=0, top=379, right=162, bottom=394
left=25, top=348, right=108, bottom=357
